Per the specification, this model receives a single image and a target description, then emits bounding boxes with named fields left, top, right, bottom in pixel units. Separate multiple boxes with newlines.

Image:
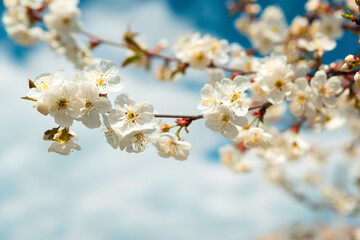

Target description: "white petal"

left=54, top=112, right=74, bottom=127
left=94, top=97, right=112, bottom=114
left=114, top=93, right=134, bottom=108
left=81, top=110, right=101, bottom=129
left=107, top=76, right=124, bottom=93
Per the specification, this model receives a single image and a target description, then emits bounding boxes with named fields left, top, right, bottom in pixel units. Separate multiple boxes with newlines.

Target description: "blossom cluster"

left=5, top=0, right=360, bottom=216
left=3, top=0, right=93, bottom=68
left=24, top=59, right=192, bottom=160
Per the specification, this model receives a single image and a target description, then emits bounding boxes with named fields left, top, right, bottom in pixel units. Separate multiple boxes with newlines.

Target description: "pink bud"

left=175, top=118, right=192, bottom=127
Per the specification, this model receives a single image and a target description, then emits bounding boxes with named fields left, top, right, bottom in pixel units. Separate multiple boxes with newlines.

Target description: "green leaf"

left=122, top=55, right=141, bottom=67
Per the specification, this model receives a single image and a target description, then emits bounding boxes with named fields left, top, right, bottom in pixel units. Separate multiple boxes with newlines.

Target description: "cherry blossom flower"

left=173, top=33, right=229, bottom=69
left=310, top=70, right=341, bottom=108
left=44, top=0, right=81, bottom=33
left=298, top=33, right=336, bottom=53
left=288, top=77, right=317, bottom=117
left=42, top=82, right=83, bottom=127
left=119, top=127, right=159, bottom=153
left=78, top=59, right=124, bottom=94
left=78, top=82, right=112, bottom=129
left=198, top=83, right=221, bottom=114
left=47, top=128, right=81, bottom=155
left=204, top=105, right=248, bottom=139
left=108, top=93, right=155, bottom=136
left=217, top=76, right=251, bottom=116
left=27, top=70, right=65, bottom=100
left=155, top=133, right=192, bottom=160
left=219, top=144, right=252, bottom=173
left=254, top=54, right=294, bottom=104
left=237, top=127, right=272, bottom=148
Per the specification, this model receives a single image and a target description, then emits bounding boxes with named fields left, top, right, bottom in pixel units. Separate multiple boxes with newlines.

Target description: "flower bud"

left=89, top=38, right=101, bottom=49
left=341, top=63, right=353, bottom=72
left=161, top=124, right=171, bottom=133
left=354, top=71, right=360, bottom=83
left=345, top=54, right=359, bottom=65
left=175, top=118, right=192, bottom=128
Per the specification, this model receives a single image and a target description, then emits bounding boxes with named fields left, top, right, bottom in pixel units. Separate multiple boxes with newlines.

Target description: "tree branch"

left=81, top=29, right=255, bottom=74
left=153, top=103, right=271, bottom=121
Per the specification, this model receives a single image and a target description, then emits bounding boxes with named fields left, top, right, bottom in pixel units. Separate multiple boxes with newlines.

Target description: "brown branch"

left=280, top=179, right=331, bottom=211
left=154, top=114, right=203, bottom=120
left=81, top=29, right=125, bottom=48
left=81, top=29, right=255, bottom=74
left=153, top=103, right=271, bottom=121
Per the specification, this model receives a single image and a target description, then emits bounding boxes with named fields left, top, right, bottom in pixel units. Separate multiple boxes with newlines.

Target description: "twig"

left=81, top=29, right=255, bottom=74
left=153, top=103, right=271, bottom=121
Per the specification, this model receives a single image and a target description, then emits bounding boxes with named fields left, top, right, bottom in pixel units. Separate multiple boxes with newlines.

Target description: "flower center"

left=297, top=94, right=306, bottom=104
left=85, top=99, right=93, bottom=109
left=195, top=52, right=205, bottom=61
left=36, top=76, right=53, bottom=91
left=319, top=86, right=327, bottom=95
left=57, top=98, right=69, bottom=110
left=221, top=114, right=230, bottom=122
left=126, top=110, right=138, bottom=122
left=96, top=74, right=107, bottom=87
left=230, top=92, right=242, bottom=102
left=62, top=17, right=71, bottom=25
left=275, top=80, right=284, bottom=89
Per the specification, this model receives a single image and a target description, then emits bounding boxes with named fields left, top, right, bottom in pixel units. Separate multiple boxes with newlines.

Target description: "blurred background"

left=0, top=0, right=359, bottom=239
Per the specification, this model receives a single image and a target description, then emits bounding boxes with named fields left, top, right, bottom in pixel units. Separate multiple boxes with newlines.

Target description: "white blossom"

left=198, top=83, right=221, bottom=114
left=310, top=70, right=341, bottom=108
left=44, top=0, right=81, bottom=33
left=219, top=144, right=252, bottom=173
left=78, top=82, right=112, bottom=129
left=254, top=54, right=294, bottom=104
left=108, top=93, right=155, bottom=136
left=27, top=70, right=65, bottom=100
left=173, top=33, right=229, bottom=69
left=78, top=59, right=124, bottom=94
left=288, top=77, right=317, bottom=117
left=237, top=127, right=272, bottom=148
left=120, top=127, right=159, bottom=153
left=155, top=133, right=192, bottom=160
left=42, top=82, right=83, bottom=127
left=47, top=129, right=81, bottom=155
left=204, top=105, right=248, bottom=139
left=298, top=33, right=336, bottom=53
left=217, top=76, right=251, bottom=116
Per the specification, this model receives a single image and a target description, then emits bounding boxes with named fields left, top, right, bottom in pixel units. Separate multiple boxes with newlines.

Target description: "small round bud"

left=175, top=118, right=192, bottom=128
left=230, top=72, right=241, bottom=80
left=345, top=54, right=359, bottom=65
left=89, top=38, right=101, bottom=49
left=245, top=4, right=261, bottom=15
left=341, top=63, right=353, bottom=72
left=354, top=71, right=360, bottom=83
left=161, top=124, right=171, bottom=133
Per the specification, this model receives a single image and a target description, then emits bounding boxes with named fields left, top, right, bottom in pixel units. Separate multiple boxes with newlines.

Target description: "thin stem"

left=153, top=103, right=271, bottom=121
left=81, top=29, right=125, bottom=48
left=80, top=29, right=255, bottom=74
left=154, top=114, right=204, bottom=120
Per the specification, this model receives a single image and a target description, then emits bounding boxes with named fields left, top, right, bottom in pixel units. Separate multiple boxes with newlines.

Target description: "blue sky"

left=0, top=0, right=359, bottom=239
